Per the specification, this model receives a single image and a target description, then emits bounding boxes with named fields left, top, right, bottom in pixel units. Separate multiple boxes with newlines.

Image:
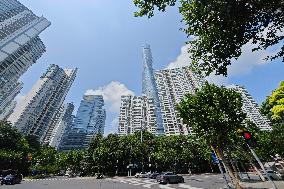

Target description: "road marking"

left=23, top=177, right=84, bottom=182
left=142, top=179, right=158, bottom=188
left=108, top=177, right=161, bottom=188
left=178, top=183, right=204, bottom=189
left=159, top=185, right=177, bottom=189
left=114, top=177, right=128, bottom=183
left=107, top=177, right=205, bottom=189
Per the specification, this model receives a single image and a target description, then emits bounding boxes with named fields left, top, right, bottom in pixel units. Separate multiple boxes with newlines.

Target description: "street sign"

left=211, top=152, right=219, bottom=164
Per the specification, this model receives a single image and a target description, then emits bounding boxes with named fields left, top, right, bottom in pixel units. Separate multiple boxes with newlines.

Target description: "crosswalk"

left=23, top=176, right=226, bottom=189
left=24, top=178, right=71, bottom=182
left=24, top=177, right=91, bottom=182
left=107, top=177, right=205, bottom=189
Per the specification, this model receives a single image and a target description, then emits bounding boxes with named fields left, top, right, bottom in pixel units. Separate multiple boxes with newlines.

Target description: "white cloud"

left=227, top=42, right=275, bottom=76
left=166, top=41, right=280, bottom=85
left=85, top=81, right=134, bottom=113
left=167, top=45, right=192, bottom=69
left=166, top=44, right=228, bottom=85
left=105, top=117, right=119, bottom=135
left=15, top=94, right=26, bottom=103
left=205, top=74, right=229, bottom=86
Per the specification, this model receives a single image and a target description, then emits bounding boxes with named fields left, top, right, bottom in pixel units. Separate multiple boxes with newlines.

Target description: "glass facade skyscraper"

left=61, top=94, right=106, bottom=150
left=73, top=95, right=106, bottom=135
left=8, top=64, right=77, bottom=142
left=59, top=95, right=106, bottom=151
left=49, top=103, right=75, bottom=149
left=142, top=44, right=164, bottom=135
left=0, top=0, right=50, bottom=119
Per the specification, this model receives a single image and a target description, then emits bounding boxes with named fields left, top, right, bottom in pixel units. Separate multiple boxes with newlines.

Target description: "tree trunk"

left=243, top=150, right=266, bottom=182
left=234, top=160, right=243, bottom=180
left=249, top=159, right=266, bottom=182
left=229, top=157, right=241, bottom=180
left=217, top=148, right=242, bottom=189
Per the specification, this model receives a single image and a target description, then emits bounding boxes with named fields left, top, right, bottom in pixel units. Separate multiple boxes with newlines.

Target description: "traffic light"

left=238, top=129, right=257, bottom=147
left=243, top=131, right=252, bottom=141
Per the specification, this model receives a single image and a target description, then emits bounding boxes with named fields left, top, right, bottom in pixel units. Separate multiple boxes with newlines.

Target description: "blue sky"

left=19, top=0, right=284, bottom=135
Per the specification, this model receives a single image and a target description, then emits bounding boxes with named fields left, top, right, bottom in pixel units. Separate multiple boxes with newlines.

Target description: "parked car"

left=0, top=175, right=3, bottom=185
left=96, top=174, right=104, bottom=179
left=148, top=173, right=160, bottom=179
left=65, top=170, right=75, bottom=178
left=58, top=170, right=65, bottom=176
left=135, top=172, right=149, bottom=178
left=2, top=174, right=22, bottom=185
left=156, top=172, right=184, bottom=184
left=262, top=170, right=282, bottom=180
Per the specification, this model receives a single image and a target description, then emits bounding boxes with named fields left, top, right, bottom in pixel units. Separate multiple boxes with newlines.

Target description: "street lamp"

left=149, top=147, right=154, bottom=173
left=116, top=159, right=118, bottom=175
left=140, top=120, right=145, bottom=173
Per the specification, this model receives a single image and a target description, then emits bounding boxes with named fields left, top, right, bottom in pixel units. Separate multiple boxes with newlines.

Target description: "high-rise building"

left=58, top=127, right=87, bottom=151
left=0, top=0, right=50, bottom=119
left=8, top=64, right=77, bottom=142
left=226, top=85, right=272, bottom=131
left=74, top=95, right=106, bottom=134
left=142, top=44, right=164, bottom=135
left=0, top=100, right=17, bottom=120
left=48, top=103, right=75, bottom=149
left=71, top=94, right=106, bottom=149
left=154, top=66, right=204, bottom=135
left=119, top=95, right=157, bottom=135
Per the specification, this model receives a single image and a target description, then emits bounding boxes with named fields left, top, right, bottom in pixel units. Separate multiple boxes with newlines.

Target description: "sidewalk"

left=241, top=180, right=284, bottom=189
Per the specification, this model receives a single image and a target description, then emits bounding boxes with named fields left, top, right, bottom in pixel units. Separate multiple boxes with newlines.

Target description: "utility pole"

left=239, top=129, right=278, bottom=189
left=141, top=120, right=144, bottom=173
left=116, top=159, right=118, bottom=175
left=247, top=144, right=278, bottom=189
left=211, top=148, right=231, bottom=189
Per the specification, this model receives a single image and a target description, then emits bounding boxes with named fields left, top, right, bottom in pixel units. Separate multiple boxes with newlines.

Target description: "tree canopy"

left=133, top=0, right=284, bottom=76
left=177, top=82, right=247, bottom=188
left=177, top=82, right=246, bottom=148
left=0, top=121, right=29, bottom=171
left=261, top=81, right=284, bottom=123
left=85, top=132, right=213, bottom=175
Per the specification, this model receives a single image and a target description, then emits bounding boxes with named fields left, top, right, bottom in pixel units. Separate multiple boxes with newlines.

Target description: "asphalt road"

left=1, top=174, right=283, bottom=189
left=0, top=175, right=226, bottom=189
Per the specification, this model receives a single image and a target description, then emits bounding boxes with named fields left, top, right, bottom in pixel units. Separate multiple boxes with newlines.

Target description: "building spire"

left=141, top=44, right=164, bottom=135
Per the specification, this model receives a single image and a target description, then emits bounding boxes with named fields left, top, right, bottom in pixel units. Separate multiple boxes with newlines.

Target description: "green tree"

left=0, top=121, right=29, bottom=171
left=255, top=124, right=284, bottom=160
left=65, top=150, right=84, bottom=173
left=269, top=81, right=284, bottom=122
left=0, top=121, right=28, bottom=151
left=269, top=124, right=284, bottom=157
left=133, top=0, right=284, bottom=76
left=261, top=81, right=284, bottom=123
left=177, top=82, right=246, bottom=189
left=25, top=135, right=41, bottom=152
left=85, top=131, right=219, bottom=176
left=31, top=146, right=57, bottom=174
left=56, top=152, right=68, bottom=171
left=83, top=134, right=104, bottom=175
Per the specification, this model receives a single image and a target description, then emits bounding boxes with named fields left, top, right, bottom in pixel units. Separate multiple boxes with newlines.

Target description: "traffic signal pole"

left=246, top=143, right=278, bottom=189
left=239, top=129, right=278, bottom=189
left=211, top=147, right=231, bottom=188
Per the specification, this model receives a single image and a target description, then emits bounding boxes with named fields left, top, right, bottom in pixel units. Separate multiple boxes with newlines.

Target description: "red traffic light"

left=243, top=132, right=252, bottom=140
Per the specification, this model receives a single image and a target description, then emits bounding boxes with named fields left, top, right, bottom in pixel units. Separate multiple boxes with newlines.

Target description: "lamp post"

left=140, top=120, right=144, bottom=173
left=116, top=159, right=118, bottom=175
left=149, top=147, right=154, bottom=173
